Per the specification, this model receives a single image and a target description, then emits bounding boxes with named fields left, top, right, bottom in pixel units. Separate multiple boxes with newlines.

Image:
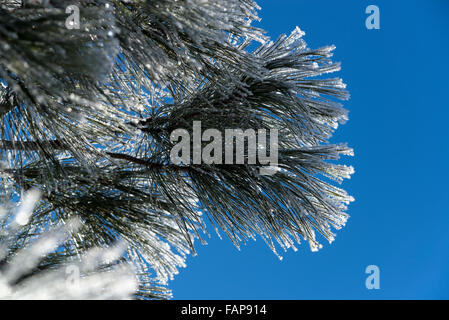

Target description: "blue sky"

left=171, top=0, right=449, bottom=299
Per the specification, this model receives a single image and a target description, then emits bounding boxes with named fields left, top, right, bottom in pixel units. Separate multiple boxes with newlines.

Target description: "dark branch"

left=0, top=139, right=189, bottom=172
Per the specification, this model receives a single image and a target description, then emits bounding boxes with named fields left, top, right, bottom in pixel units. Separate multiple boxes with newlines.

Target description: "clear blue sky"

left=171, top=0, right=449, bottom=299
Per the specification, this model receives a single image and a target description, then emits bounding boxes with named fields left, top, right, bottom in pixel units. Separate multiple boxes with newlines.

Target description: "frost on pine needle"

left=0, top=0, right=354, bottom=298
left=133, top=26, right=354, bottom=257
left=1, top=160, right=197, bottom=299
left=0, top=189, right=138, bottom=300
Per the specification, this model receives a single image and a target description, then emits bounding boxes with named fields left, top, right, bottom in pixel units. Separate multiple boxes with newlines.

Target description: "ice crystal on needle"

left=0, top=0, right=354, bottom=299
left=0, top=189, right=137, bottom=300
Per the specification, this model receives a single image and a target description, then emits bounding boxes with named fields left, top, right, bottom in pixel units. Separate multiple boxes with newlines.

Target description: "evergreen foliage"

left=0, top=0, right=353, bottom=299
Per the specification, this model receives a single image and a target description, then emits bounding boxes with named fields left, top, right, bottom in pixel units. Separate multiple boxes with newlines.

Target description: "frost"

left=0, top=189, right=137, bottom=300
left=15, top=189, right=41, bottom=226
left=0, top=0, right=354, bottom=299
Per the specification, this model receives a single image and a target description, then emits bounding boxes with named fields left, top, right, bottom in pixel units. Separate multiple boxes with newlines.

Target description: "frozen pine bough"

left=0, top=0, right=354, bottom=298
left=0, top=188, right=138, bottom=299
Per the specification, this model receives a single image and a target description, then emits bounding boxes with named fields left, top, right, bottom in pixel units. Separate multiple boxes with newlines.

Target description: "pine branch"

left=0, top=0, right=354, bottom=299
left=0, top=189, right=137, bottom=300
left=0, top=139, right=191, bottom=173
